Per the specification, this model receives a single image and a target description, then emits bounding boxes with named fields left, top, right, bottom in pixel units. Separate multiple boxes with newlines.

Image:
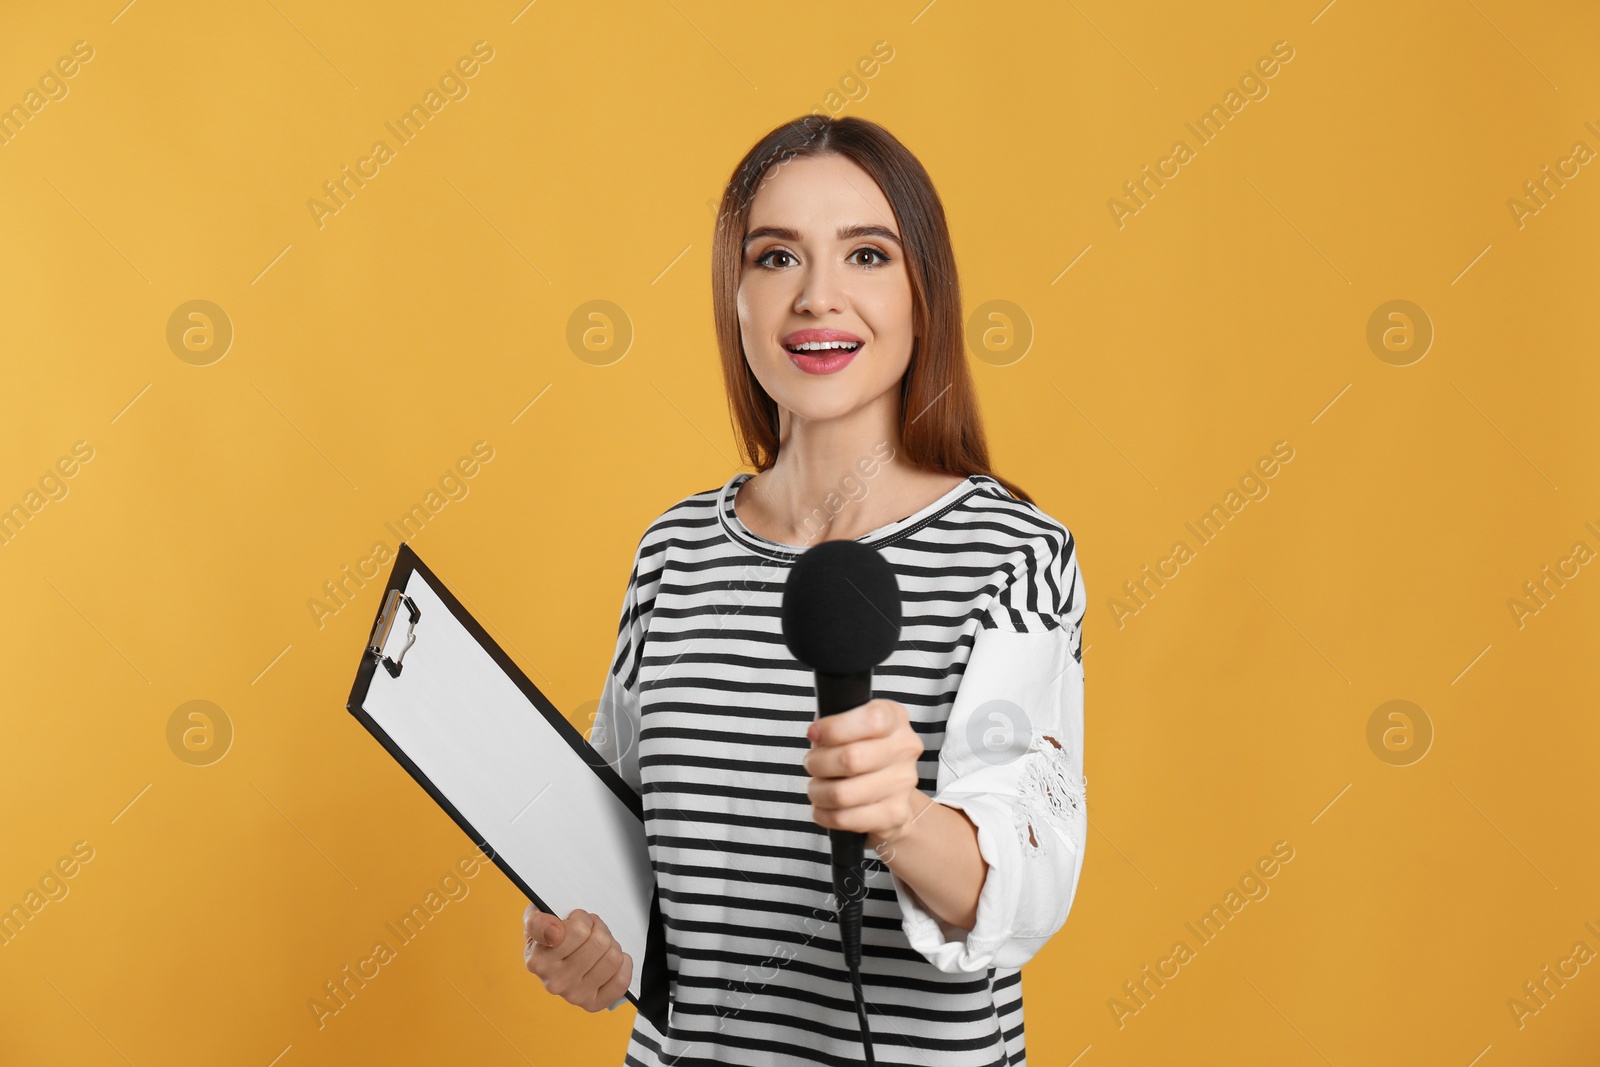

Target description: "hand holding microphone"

left=803, top=698, right=926, bottom=856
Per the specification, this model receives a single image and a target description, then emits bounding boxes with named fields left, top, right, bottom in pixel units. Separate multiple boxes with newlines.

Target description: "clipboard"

left=345, top=541, right=669, bottom=1033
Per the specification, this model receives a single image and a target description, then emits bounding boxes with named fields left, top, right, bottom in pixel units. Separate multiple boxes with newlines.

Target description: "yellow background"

left=3, top=1, right=1597, bottom=1064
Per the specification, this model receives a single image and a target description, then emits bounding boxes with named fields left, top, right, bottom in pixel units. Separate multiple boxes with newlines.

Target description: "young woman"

left=524, top=115, right=1088, bottom=1066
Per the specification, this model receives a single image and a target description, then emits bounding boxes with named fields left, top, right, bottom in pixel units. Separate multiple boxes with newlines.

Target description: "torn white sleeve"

left=887, top=617, right=1087, bottom=974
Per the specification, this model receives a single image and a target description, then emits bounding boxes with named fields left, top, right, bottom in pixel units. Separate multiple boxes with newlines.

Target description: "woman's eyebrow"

left=742, top=223, right=903, bottom=251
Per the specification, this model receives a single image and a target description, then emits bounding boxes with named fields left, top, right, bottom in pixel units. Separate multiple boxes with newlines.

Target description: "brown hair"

left=709, top=114, right=1035, bottom=507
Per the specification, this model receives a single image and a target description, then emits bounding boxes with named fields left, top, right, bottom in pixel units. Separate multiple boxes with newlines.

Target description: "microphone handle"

left=813, top=669, right=872, bottom=718
left=814, top=671, right=872, bottom=907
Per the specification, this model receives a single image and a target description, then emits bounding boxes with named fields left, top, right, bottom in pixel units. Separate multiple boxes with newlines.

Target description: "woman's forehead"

left=748, top=155, right=894, bottom=229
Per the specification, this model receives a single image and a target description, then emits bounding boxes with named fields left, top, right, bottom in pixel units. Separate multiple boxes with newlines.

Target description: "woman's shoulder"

left=961, top=475, right=1084, bottom=630
left=625, top=479, right=730, bottom=570
left=963, top=475, right=1078, bottom=560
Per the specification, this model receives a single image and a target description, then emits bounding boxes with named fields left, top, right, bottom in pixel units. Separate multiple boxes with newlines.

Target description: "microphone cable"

left=834, top=833, right=875, bottom=1064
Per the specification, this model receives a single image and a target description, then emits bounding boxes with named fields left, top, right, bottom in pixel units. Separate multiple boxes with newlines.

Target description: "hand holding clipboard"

left=522, top=904, right=634, bottom=1012
left=345, top=543, right=669, bottom=1032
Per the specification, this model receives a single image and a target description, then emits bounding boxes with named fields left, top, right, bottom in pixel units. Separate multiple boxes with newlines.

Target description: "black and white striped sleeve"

left=590, top=533, right=652, bottom=798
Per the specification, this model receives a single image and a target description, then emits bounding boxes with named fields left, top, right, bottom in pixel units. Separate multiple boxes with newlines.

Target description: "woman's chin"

left=771, top=392, right=862, bottom=424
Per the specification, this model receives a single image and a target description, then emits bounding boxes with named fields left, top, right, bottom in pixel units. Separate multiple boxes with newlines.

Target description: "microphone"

left=782, top=538, right=902, bottom=1065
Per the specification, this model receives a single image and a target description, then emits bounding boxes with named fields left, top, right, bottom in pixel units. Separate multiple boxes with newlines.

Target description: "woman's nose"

left=794, top=262, right=845, bottom=314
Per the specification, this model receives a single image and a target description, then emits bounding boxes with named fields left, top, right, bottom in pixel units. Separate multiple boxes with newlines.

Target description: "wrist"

left=872, top=789, right=933, bottom=855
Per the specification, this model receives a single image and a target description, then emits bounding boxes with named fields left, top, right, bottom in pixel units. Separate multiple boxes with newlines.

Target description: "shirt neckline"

left=718, top=471, right=985, bottom=559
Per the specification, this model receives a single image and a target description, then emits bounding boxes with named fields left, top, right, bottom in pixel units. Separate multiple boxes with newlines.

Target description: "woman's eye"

left=756, top=249, right=797, bottom=269
left=850, top=247, right=890, bottom=267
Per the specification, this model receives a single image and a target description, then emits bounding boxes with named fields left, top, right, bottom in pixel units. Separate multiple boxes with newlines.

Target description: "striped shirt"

left=589, top=470, right=1087, bottom=1066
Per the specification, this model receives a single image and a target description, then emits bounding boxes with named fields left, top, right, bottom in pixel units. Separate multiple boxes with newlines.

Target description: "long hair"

left=709, top=114, right=1035, bottom=507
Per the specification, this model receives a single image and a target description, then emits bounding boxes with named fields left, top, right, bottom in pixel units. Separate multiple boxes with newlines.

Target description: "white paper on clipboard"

left=357, top=562, right=655, bottom=1008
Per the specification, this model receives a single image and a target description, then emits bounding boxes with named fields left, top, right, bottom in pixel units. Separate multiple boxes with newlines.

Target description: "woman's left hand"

left=805, top=698, right=928, bottom=851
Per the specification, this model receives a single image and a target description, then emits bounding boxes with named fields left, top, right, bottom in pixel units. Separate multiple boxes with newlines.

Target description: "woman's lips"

left=787, top=344, right=861, bottom=375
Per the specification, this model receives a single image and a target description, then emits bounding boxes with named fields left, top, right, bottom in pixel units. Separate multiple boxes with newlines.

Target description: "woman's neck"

left=737, top=387, right=965, bottom=545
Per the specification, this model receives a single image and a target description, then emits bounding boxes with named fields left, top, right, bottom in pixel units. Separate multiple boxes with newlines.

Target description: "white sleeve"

left=588, top=536, right=649, bottom=799
left=887, top=534, right=1087, bottom=974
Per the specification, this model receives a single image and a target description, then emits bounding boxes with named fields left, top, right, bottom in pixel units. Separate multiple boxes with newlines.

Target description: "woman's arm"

left=869, top=790, right=985, bottom=932
left=807, top=543, right=1088, bottom=976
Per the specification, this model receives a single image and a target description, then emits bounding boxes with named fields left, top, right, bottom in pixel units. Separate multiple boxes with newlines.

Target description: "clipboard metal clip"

left=368, top=588, right=421, bottom=678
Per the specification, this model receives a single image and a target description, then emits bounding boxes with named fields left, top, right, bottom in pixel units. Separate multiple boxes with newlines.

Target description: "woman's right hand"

left=523, top=903, right=634, bottom=1013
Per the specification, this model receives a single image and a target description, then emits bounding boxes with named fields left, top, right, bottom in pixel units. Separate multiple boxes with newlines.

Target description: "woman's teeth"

left=786, top=341, right=862, bottom=354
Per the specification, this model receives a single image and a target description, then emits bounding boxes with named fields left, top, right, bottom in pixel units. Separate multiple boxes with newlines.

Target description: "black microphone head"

left=781, top=539, right=902, bottom=674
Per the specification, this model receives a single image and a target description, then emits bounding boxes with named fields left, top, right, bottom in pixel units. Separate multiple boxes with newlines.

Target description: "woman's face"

left=737, top=152, right=916, bottom=425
